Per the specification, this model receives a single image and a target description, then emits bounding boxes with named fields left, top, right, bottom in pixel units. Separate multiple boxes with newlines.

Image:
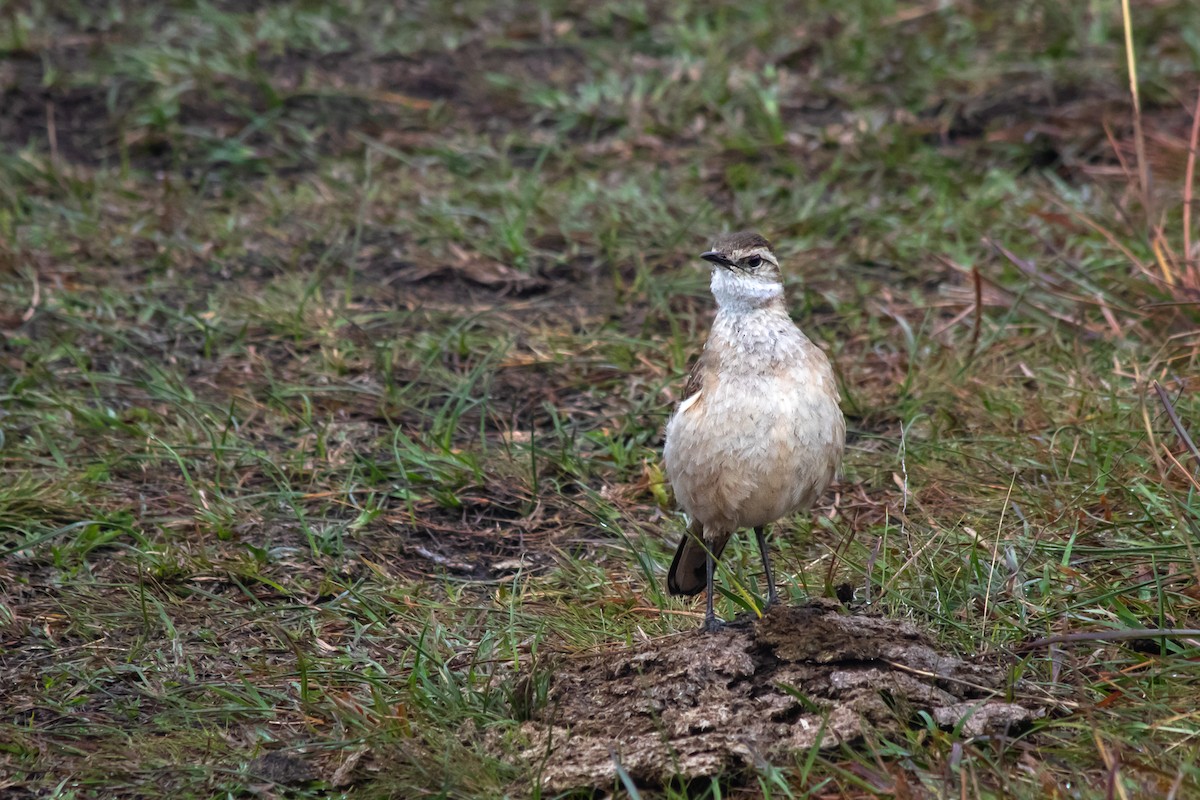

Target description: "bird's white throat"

left=710, top=267, right=784, bottom=314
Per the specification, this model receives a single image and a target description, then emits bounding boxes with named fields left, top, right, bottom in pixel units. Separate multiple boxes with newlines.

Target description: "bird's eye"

left=746, top=255, right=763, bottom=269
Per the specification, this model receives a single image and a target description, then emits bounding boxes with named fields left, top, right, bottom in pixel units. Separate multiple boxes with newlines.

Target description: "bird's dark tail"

left=667, top=523, right=731, bottom=596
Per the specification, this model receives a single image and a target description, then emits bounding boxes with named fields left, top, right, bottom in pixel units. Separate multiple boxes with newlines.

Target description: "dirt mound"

left=517, top=602, right=1043, bottom=792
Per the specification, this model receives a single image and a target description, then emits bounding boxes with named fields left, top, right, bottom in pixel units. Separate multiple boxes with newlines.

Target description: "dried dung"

left=516, top=601, right=1043, bottom=792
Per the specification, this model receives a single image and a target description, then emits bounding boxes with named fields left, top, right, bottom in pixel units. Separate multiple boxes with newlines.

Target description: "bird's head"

left=701, top=231, right=784, bottom=310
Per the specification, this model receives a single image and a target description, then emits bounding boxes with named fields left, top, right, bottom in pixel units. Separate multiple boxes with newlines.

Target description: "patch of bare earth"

left=514, top=602, right=1046, bottom=792
left=0, top=37, right=587, bottom=173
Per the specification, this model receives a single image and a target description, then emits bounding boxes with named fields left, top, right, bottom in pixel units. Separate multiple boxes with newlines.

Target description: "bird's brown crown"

left=710, top=231, right=773, bottom=255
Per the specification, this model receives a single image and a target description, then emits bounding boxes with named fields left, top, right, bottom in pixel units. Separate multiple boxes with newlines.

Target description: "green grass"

left=2, top=0, right=1200, bottom=797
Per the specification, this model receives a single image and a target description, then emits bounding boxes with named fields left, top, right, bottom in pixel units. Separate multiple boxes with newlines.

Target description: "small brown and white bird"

left=663, top=231, right=845, bottom=631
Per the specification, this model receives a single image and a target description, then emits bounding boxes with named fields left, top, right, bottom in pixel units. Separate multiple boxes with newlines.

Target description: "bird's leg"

left=755, top=526, right=779, bottom=608
left=702, top=547, right=723, bottom=632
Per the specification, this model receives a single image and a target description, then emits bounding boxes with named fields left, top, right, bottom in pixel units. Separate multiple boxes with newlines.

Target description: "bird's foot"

left=700, top=613, right=725, bottom=633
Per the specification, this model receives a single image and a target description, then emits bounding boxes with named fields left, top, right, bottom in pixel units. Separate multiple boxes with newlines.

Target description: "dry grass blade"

left=1120, top=0, right=1154, bottom=225
left=1152, top=380, right=1200, bottom=467
left=1184, top=86, right=1200, bottom=290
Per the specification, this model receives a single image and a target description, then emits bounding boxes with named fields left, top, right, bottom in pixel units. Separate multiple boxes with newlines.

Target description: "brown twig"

left=1102, top=120, right=1133, bottom=180
left=968, top=264, right=982, bottom=361
left=1016, top=628, right=1200, bottom=653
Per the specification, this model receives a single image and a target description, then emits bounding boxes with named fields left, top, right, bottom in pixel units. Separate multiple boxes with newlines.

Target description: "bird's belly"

left=664, top=376, right=842, bottom=532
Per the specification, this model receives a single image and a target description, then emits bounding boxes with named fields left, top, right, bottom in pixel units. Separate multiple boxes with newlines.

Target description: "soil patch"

left=0, top=41, right=587, bottom=172
left=919, top=73, right=1196, bottom=177
left=517, top=602, right=1046, bottom=792
left=0, top=54, right=123, bottom=166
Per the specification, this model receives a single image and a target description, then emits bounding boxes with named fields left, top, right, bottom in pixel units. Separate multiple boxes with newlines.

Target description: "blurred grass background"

left=2, top=0, right=1200, bottom=797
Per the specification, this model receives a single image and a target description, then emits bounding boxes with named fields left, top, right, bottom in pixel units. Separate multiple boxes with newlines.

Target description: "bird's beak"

left=700, top=250, right=735, bottom=268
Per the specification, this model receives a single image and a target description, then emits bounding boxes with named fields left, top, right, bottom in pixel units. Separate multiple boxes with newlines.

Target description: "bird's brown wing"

left=681, top=342, right=717, bottom=405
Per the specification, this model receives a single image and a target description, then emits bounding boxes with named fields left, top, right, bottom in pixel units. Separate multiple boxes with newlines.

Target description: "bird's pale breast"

left=664, top=316, right=844, bottom=535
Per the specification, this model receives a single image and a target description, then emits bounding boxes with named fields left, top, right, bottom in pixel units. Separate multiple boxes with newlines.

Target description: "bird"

left=663, top=231, right=845, bottom=632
